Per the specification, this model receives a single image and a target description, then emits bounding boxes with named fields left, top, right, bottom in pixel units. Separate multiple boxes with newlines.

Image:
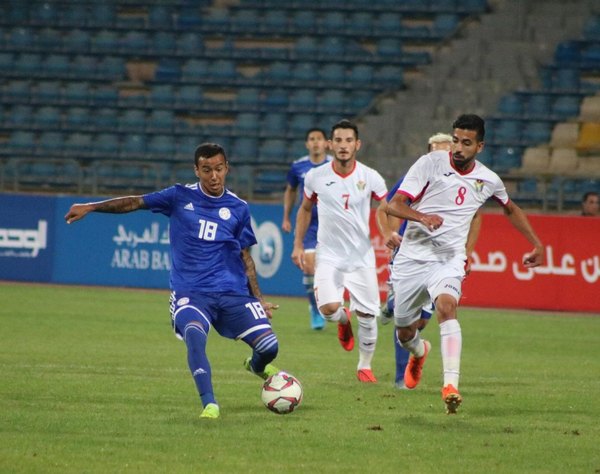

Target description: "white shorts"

left=390, top=255, right=465, bottom=327
left=314, top=262, right=381, bottom=316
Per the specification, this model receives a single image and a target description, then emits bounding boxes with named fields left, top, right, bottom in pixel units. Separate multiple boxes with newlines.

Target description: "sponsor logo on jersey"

left=177, top=297, right=190, bottom=306
left=475, top=179, right=484, bottom=193
left=357, top=180, right=366, bottom=190
left=184, top=202, right=194, bottom=211
left=325, top=181, right=336, bottom=186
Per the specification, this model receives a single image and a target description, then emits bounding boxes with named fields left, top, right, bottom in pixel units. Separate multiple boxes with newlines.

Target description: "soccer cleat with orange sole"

left=357, top=368, right=377, bottom=383
left=403, top=339, right=431, bottom=389
left=337, top=307, right=354, bottom=351
left=442, top=384, right=462, bottom=414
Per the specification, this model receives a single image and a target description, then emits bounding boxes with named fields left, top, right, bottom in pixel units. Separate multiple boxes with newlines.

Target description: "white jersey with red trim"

left=304, top=160, right=387, bottom=271
left=397, top=150, right=509, bottom=262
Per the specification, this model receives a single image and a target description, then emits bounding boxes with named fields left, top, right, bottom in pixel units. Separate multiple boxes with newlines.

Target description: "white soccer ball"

left=261, top=372, right=303, bottom=414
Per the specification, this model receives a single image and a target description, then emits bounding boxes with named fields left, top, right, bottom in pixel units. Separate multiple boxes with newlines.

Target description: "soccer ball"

left=261, top=372, right=303, bottom=414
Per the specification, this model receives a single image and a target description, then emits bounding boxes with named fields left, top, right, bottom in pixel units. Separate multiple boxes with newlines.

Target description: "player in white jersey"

left=377, top=114, right=544, bottom=413
left=292, top=119, right=388, bottom=383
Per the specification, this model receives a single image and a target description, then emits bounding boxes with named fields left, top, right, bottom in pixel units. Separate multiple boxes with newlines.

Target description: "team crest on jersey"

left=177, top=297, right=190, bottom=306
left=219, top=207, right=231, bottom=220
left=356, top=180, right=366, bottom=191
left=475, top=179, right=484, bottom=193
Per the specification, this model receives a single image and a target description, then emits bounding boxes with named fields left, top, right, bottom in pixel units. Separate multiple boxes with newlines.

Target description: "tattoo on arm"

left=242, top=249, right=262, bottom=299
left=93, top=196, right=146, bottom=214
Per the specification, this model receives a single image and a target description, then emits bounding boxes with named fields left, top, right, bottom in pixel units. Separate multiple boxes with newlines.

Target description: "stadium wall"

left=1, top=194, right=598, bottom=313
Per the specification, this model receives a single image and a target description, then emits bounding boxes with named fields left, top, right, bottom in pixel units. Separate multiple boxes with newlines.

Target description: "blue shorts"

left=303, top=218, right=318, bottom=250
left=169, top=291, right=272, bottom=340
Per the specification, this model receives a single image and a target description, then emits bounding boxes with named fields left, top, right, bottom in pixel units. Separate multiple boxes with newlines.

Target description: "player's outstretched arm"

left=65, top=196, right=146, bottom=224
left=241, top=248, right=279, bottom=318
left=502, top=201, right=544, bottom=268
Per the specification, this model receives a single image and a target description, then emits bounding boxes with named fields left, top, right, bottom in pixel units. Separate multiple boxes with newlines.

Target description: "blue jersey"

left=287, top=155, right=332, bottom=249
left=143, top=183, right=256, bottom=294
left=387, top=177, right=408, bottom=235
left=287, top=155, right=332, bottom=222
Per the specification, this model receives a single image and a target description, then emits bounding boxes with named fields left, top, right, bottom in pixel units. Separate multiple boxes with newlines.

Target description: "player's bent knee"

left=319, top=302, right=340, bottom=317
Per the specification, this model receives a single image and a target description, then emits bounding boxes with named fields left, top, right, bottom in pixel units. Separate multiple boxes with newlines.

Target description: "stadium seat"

left=319, top=90, right=346, bottom=111
left=294, top=36, right=319, bottom=58
left=319, top=12, right=346, bottom=33
left=236, top=88, right=262, bottom=111
left=152, top=31, right=177, bottom=55
left=548, top=147, right=579, bottom=173
left=182, top=59, right=210, bottom=80
left=8, top=27, right=35, bottom=51
left=35, top=106, right=61, bottom=129
left=37, top=28, right=62, bottom=51
left=348, top=64, right=373, bottom=86
left=60, top=4, right=88, bottom=27
left=349, top=12, right=374, bottom=36
left=526, top=94, right=552, bottom=118
left=235, top=113, right=261, bottom=134
left=492, top=146, right=523, bottom=173
left=176, top=85, right=203, bottom=107
left=289, top=114, right=317, bottom=134
left=319, top=63, right=346, bottom=84
left=91, top=30, right=120, bottom=54
left=552, top=95, right=581, bottom=119
left=289, top=88, right=317, bottom=111
left=292, top=62, right=319, bottom=83
left=515, top=146, right=551, bottom=174
left=148, top=135, right=176, bottom=158
left=148, top=5, right=174, bottom=28
left=375, top=13, right=402, bottom=35
left=8, top=130, right=36, bottom=153
left=264, top=88, right=289, bottom=109
left=63, top=82, right=91, bottom=105
left=498, top=94, right=523, bottom=116
left=37, top=131, right=64, bottom=154
left=292, top=11, right=317, bottom=31
left=94, top=133, right=120, bottom=157
left=522, top=121, right=552, bottom=145
left=147, top=110, right=175, bottom=133
left=263, top=10, right=288, bottom=32
left=4, top=80, right=31, bottom=103
left=575, top=122, right=600, bottom=154
left=550, top=122, right=579, bottom=148
left=88, top=4, right=116, bottom=27
left=231, top=137, right=259, bottom=160
left=64, top=133, right=93, bottom=156
left=258, top=139, right=288, bottom=162
left=36, top=81, right=62, bottom=104
left=15, top=53, right=42, bottom=76
left=65, top=107, right=90, bottom=129
left=579, top=95, right=600, bottom=121
left=121, top=134, right=147, bottom=158
left=149, top=85, right=175, bottom=106
left=261, top=113, right=288, bottom=136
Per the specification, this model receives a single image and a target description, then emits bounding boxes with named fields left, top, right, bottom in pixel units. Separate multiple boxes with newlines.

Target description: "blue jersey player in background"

left=282, top=128, right=332, bottom=330
left=65, top=143, right=281, bottom=419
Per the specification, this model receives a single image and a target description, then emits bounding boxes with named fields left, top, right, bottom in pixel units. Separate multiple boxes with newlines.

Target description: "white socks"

left=440, top=319, right=462, bottom=388
left=357, top=315, right=377, bottom=370
left=400, top=331, right=426, bottom=357
left=325, top=306, right=348, bottom=324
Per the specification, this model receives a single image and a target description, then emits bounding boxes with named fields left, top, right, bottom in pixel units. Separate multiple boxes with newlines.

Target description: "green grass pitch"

left=1, top=282, right=599, bottom=473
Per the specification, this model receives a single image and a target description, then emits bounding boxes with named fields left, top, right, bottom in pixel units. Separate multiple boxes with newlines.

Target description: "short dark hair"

left=582, top=191, right=599, bottom=202
left=452, top=114, right=485, bottom=142
left=305, top=127, right=327, bottom=141
left=330, top=119, right=359, bottom=139
left=194, top=143, right=227, bottom=167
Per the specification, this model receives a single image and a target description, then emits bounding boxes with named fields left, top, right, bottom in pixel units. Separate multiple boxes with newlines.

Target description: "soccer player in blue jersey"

left=379, top=133, right=482, bottom=389
left=282, top=128, right=333, bottom=330
left=65, top=143, right=281, bottom=419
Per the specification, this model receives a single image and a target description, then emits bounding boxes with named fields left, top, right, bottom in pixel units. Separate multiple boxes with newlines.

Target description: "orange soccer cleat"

left=337, top=307, right=354, bottom=351
left=357, top=369, right=377, bottom=383
left=404, top=340, right=431, bottom=389
left=442, top=384, right=462, bottom=414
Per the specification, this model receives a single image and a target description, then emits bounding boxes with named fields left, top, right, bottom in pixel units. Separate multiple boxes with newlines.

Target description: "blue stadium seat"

left=294, top=36, right=318, bottom=57
left=320, top=37, right=346, bottom=57
left=432, top=14, right=460, bottom=37
left=264, top=62, right=292, bottom=82
left=319, top=12, right=346, bottom=33
left=375, top=13, right=402, bottom=35
left=350, top=12, right=374, bottom=36
left=231, top=137, right=259, bottom=160
left=155, top=59, right=181, bottom=82
left=182, top=59, right=210, bottom=80
left=8, top=27, right=35, bottom=51
left=376, top=38, right=403, bottom=59
left=35, top=106, right=61, bottom=129
left=292, top=62, right=319, bottom=83
left=31, top=2, right=58, bottom=25
left=88, top=4, right=116, bottom=27
left=377, top=65, right=404, bottom=87
left=522, top=121, right=552, bottom=145
left=37, top=131, right=64, bottom=154
left=42, top=54, right=70, bottom=77
left=121, top=134, right=147, bottom=157
left=498, top=94, right=522, bottom=116
left=289, top=88, right=317, bottom=111
left=94, top=133, right=120, bottom=157
left=152, top=31, right=177, bottom=55
left=552, top=95, right=581, bottom=118
left=261, top=113, right=288, bottom=136
left=147, top=110, right=175, bottom=133
left=96, top=56, right=126, bottom=79
left=263, top=10, right=288, bottom=32
left=4, top=80, right=31, bottom=103
left=176, top=85, right=203, bottom=107
left=70, top=55, right=97, bottom=78
left=35, top=81, right=62, bottom=104
left=119, top=109, right=146, bottom=132
left=91, top=86, right=119, bottom=106
left=348, top=64, right=373, bottom=86
left=258, top=139, right=288, bottom=162
left=148, top=5, right=174, bottom=28
left=60, top=4, right=88, bottom=27
left=15, top=53, right=42, bottom=76
left=236, top=88, right=262, bottom=111
left=93, top=107, right=119, bottom=129
left=235, top=113, right=261, bottom=134
left=0, top=53, right=14, bottom=74
left=176, top=6, right=203, bottom=29
left=63, top=29, right=91, bottom=53
left=264, top=88, right=289, bottom=109
left=148, top=135, right=176, bottom=158
left=8, top=130, right=36, bottom=153
left=319, top=90, right=346, bottom=111
left=91, top=30, right=119, bottom=53
left=176, top=32, right=204, bottom=55
left=120, top=31, right=149, bottom=54
left=319, top=63, right=346, bottom=84
left=292, top=11, right=316, bottom=31
left=526, top=93, right=552, bottom=118
left=65, top=107, right=90, bottom=129
left=37, top=28, right=62, bottom=51
left=289, top=114, right=317, bottom=134
left=64, top=132, right=93, bottom=155
left=149, top=84, right=175, bottom=106
left=492, top=146, right=522, bottom=173
left=63, top=82, right=91, bottom=105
